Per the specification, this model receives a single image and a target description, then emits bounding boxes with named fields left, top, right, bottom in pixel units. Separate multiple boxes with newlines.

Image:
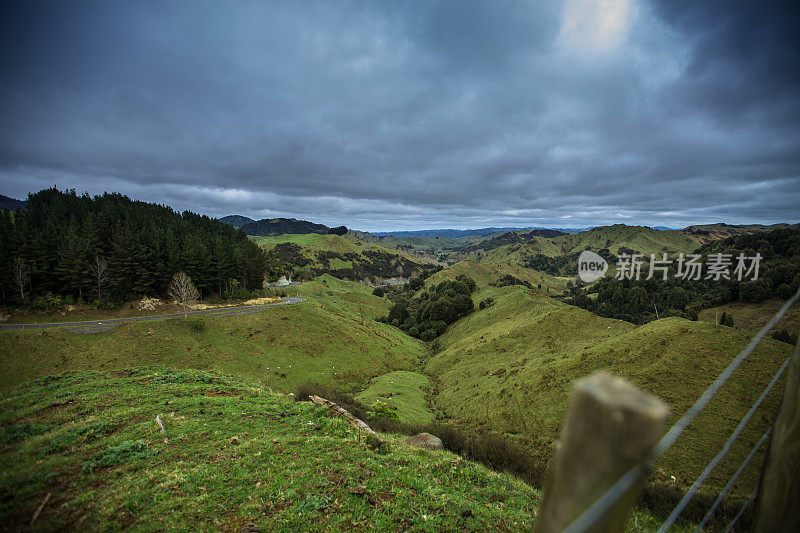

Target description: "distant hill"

left=254, top=233, right=438, bottom=283
left=241, top=217, right=346, bottom=236
left=372, top=226, right=587, bottom=238
left=372, top=227, right=526, bottom=238
left=219, top=214, right=254, bottom=228
left=681, top=222, right=800, bottom=244
left=0, top=194, right=26, bottom=211
left=464, top=228, right=568, bottom=253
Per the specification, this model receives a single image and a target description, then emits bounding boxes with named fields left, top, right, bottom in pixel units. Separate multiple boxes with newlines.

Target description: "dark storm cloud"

left=0, top=0, right=798, bottom=231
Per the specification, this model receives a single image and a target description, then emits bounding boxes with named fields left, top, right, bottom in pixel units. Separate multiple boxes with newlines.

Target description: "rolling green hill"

left=0, top=276, right=427, bottom=394
left=256, top=233, right=439, bottom=283
left=682, top=223, right=800, bottom=244
left=424, top=283, right=790, bottom=499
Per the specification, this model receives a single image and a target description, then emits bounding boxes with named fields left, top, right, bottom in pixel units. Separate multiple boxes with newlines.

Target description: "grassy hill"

left=0, top=369, right=543, bottom=531
left=256, top=233, right=438, bottom=282
left=0, top=276, right=427, bottom=395
left=682, top=223, right=800, bottom=244
left=424, top=283, right=791, bottom=499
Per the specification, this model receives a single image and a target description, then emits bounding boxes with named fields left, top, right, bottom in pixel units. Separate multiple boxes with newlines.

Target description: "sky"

left=1, top=0, right=798, bottom=232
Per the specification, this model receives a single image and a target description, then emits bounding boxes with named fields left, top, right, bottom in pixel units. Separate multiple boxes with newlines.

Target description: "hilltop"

left=241, top=217, right=346, bottom=237
left=220, top=214, right=255, bottom=228
left=0, top=194, right=26, bottom=211
left=681, top=223, right=800, bottom=244
left=257, top=233, right=439, bottom=283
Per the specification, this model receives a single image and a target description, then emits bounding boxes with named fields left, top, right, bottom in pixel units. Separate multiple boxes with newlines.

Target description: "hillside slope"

left=0, top=369, right=540, bottom=531
left=257, top=233, right=439, bottom=283
left=0, top=277, right=427, bottom=394
left=425, top=285, right=790, bottom=496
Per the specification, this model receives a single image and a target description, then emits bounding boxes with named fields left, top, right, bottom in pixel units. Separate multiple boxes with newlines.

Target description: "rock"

left=405, top=432, right=443, bottom=450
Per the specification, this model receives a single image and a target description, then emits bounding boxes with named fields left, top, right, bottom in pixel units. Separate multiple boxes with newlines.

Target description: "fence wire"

left=561, top=287, right=800, bottom=533
left=695, top=427, right=772, bottom=532
left=724, top=488, right=758, bottom=533
left=658, top=354, right=791, bottom=532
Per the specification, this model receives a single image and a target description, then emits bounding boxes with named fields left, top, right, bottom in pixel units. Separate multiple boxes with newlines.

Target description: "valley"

left=1, top=194, right=798, bottom=532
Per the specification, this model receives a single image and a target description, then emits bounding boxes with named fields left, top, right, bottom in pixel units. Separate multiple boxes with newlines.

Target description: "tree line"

left=566, top=228, right=800, bottom=326
left=0, top=188, right=267, bottom=306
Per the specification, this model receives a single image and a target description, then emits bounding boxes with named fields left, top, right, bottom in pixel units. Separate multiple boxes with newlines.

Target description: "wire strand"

left=658, top=355, right=791, bottom=532
left=724, top=488, right=758, bottom=533
left=695, top=427, right=771, bottom=532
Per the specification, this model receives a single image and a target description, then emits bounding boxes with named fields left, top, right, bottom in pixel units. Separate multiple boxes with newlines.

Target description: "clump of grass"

left=187, top=317, right=205, bottom=332
left=82, top=439, right=156, bottom=473
left=364, top=434, right=391, bottom=454
left=2, top=423, right=51, bottom=444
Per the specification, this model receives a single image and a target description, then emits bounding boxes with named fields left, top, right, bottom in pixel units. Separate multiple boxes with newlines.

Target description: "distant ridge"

left=220, top=214, right=255, bottom=228
left=239, top=217, right=347, bottom=236
left=373, top=226, right=586, bottom=238
left=0, top=194, right=26, bottom=211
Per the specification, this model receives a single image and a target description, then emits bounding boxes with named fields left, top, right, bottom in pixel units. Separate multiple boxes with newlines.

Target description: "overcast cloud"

left=1, top=0, right=798, bottom=231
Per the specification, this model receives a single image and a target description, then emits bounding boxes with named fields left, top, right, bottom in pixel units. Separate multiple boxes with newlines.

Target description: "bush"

left=230, top=288, right=251, bottom=300
left=479, top=297, right=494, bottom=310
left=369, top=400, right=400, bottom=421
left=187, top=317, right=205, bottom=332
left=372, top=287, right=385, bottom=297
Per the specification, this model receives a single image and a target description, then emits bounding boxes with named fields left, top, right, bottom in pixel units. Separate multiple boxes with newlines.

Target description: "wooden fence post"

left=535, top=372, right=669, bottom=533
left=755, top=335, right=800, bottom=532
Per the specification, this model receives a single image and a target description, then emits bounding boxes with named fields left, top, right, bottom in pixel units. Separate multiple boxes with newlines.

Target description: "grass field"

left=0, top=369, right=543, bottom=531
left=697, top=298, right=800, bottom=335
left=356, top=370, right=434, bottom=424
left=255, top=233, right=431, bottom=269
left=0, top=276, right=427, bottom=395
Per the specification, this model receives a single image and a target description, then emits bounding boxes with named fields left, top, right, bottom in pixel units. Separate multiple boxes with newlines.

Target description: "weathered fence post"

left=755, top=334, right=800, bottom=533
left=535, top=372, right=669, bottom=533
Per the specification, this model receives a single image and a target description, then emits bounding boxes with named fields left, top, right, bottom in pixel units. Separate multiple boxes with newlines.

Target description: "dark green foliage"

left=369, top=400, right=399, bottom=421
left=569, top=229, right=800, bottom=324
left=719, top=312, right=735, bottom=327
left=327, top=226, right=348, bottom=236
left=479, top=297, right=495, bottom=310
left=491, top=275, right=532, bottom=288
left=386, top=276, right=476, bottom=340
left=525, top=248, right=618, bottom=277
left=82, top=439, right=156, bottom=473
left=0, top=188, right=267, bottom=304
left=372, top=287, right=385, bottom=297
left=772, top=329, right=797, bottom=345
left=407, top=277, right=424, bottom=291
left=2, top=423, right=51, bottom=444
left=240, top=217, right=331, bottom=236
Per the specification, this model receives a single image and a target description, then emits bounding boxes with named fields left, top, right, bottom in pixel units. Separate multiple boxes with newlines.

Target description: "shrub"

left=372, top=287, right=385, bottom=297
left=479, top=297, right=494, bottom=310
left=230, top=288, right=251, bottom=300
left=187, top=317, right=205, bottom=332
left=82, top=439, right=155, bottom=473
left=364, top=433, right=391, bottom=454
left=369, top=400, right=400, bottom=421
